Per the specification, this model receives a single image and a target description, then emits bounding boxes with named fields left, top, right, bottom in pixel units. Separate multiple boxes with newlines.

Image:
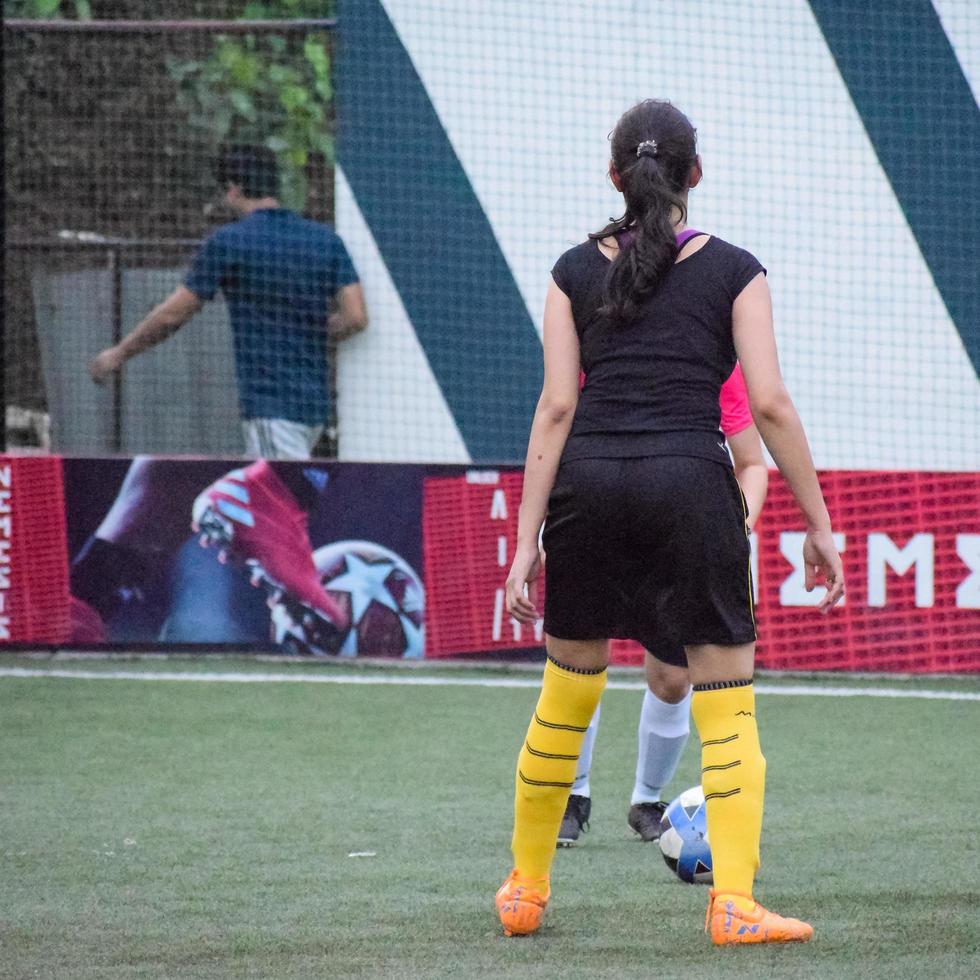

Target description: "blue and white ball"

left=658, top=785, right=713, bottom=884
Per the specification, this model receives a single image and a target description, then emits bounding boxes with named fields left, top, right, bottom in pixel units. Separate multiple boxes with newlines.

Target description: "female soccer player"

left=557, top=365, right=769, bottom=846
left=495, top=99, right=844, bottom=945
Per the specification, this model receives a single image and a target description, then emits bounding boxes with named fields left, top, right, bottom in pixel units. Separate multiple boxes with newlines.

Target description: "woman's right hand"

left=803, top=528, right=845, bottom=612
left=505, top=541, right=544, bottom=625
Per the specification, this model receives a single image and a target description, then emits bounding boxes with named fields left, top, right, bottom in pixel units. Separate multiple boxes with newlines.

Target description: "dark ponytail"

left=590, top=100, right=698, bottom=325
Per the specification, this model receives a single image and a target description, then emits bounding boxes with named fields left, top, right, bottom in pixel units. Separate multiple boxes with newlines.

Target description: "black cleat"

left=557, top=794, right=591, bottom=847
left=627, top=801, right=667, bottom=842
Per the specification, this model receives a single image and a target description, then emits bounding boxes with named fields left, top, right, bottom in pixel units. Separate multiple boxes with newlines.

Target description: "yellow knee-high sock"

left=691, top=680, right=766, bottom=912
left=511, top=658, right=607, bottom=880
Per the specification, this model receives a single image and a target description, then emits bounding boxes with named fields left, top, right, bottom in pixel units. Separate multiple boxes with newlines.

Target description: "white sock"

left=630, top=687, right=691, bottom=805
left=571, top=702, right=600, bottom=797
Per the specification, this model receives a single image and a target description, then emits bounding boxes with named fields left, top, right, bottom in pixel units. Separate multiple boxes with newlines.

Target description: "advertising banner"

left=4, top=455, right=978, bottom=672
left=62, top=457, right=430, bottom=656
left=422, top=469, right=980, bottom=673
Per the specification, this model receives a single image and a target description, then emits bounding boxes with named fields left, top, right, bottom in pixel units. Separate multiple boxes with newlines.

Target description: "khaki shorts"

left=241, top=418, right=324, bottom=460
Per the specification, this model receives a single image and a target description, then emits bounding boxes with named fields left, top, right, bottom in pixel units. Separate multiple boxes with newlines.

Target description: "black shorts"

left=542, top=456, right=756, bottom=666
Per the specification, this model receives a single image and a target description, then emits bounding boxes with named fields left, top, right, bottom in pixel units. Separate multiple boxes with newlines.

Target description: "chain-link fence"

left=5, top=9, right=337, bottom=454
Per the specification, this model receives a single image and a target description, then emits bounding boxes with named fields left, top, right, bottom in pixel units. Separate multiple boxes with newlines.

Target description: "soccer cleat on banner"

left=705, top=890, right=814, bottom=945
left=627, top=801, right=667, bottom=842
left=191, top=460, right=346, bottom=652
left=557, top=794, right=591, bottom=847
left=495, top=870, right=550, bottom=937
left=69, top=596, right=108, bottom=644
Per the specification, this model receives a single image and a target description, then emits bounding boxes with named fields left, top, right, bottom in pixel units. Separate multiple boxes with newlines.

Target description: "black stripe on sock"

left=692, top=678, right=753, bottom=692
left=519, top=770, right=574, bottom=789
left=702, top=760, right=741, bottom=773
left=533, top=711, right=588, bottom=733
left=701, top=733, right=739, bottom=747
left=704, top=787, right=742, bottom=801
left=547, top=654, right=606, bottom=676
left=525, top=741, right=578, bottom=761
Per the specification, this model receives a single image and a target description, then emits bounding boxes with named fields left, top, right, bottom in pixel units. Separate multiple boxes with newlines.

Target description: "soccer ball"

left=658, top=785, right=713, bottom=884
left=271, top=540, right=425, bottom=658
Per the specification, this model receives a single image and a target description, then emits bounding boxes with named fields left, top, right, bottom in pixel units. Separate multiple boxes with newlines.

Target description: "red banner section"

left=422, top=469, right=980, bottom=672
left=0, top=456, right=71, bottom=644
left=424, top=470, right=546, bottom=655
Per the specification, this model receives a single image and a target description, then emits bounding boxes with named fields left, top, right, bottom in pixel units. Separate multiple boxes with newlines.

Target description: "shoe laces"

left=638, top=801, right=665, bottom=819
left=565, top=794, right=590, bottom=831
left=705, top=889, right=758, bottom=932
left=506, top=870, right=548, bottom=894
left=631, top=801, right=665, bottom=832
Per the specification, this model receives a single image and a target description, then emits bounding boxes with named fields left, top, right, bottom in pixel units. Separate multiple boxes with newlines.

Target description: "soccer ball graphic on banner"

left=270, top=540, right=425, bottom=658
left=658, top=785, right=713, bottom=884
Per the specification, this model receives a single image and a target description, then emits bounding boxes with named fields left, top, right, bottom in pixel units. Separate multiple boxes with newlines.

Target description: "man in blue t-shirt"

left=91, top=145, right=368, bottom=459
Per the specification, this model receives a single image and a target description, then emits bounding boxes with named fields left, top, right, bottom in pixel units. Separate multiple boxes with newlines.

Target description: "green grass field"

left=1, top=654, right=978, bottom=980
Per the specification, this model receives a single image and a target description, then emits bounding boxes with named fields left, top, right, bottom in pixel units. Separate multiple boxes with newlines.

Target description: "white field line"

left=0, top=667, right=977, bottom=701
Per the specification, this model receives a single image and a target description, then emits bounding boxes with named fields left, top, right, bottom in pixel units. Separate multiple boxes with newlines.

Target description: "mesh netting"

left=2, top=2, right=978, bottom=669
left=5, top=1, right=978, bottom=466
left=335, top=0, right=979, bottom=466
left=5, top=9, right=337, bottom=455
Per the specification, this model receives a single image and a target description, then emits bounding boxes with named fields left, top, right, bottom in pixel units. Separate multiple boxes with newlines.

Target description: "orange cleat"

left=706, top=890, right=814, bottom=945
left=495, top=870, right=550, bottom=937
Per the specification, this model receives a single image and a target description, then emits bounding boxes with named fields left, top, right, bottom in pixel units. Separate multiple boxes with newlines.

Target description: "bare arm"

left=733, top=273, right=844, bottom=609
left=90, top=286, right=202, bottom=383
left=505, top=279, right=581, bottom=624
left=329, top=282, right=368, bottom=341
left=727, top=422, right=768, bottom=530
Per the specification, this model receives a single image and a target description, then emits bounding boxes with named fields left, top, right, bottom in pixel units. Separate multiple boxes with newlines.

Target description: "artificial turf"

left=1, top=656, right=978, bottom=979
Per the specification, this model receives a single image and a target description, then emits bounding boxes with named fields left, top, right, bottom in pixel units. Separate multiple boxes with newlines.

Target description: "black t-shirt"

left=551, top=234, right=765, bottom=465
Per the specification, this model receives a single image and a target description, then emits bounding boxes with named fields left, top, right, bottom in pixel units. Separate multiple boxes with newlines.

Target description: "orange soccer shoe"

left=495, top=870, right=550, bottom=937
left=706, top=890, right=814, bottom=946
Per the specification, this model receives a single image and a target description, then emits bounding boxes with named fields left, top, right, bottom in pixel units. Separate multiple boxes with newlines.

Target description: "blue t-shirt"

left=184, top=208, right=358, bottom=424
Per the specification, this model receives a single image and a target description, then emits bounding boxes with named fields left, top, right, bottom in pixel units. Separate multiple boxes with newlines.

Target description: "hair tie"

left=636, top=139, right=658, bottom=159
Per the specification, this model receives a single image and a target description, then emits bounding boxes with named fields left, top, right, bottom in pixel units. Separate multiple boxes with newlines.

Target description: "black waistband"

left=561, top=429, right=733, bottom=465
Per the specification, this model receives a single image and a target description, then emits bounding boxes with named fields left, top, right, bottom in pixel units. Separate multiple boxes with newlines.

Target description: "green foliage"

left=168, top=0, right=336, bottom=210
left=4, top=0, right=91, bottom=17
left=6, top=0, right=335, bottom=210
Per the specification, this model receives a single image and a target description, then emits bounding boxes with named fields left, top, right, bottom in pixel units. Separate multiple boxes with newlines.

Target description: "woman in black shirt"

left=495, top=100, right=844, bottom=946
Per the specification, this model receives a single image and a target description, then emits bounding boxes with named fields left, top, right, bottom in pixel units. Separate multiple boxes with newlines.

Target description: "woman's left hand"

left=505, top=542, right=544, bottom=624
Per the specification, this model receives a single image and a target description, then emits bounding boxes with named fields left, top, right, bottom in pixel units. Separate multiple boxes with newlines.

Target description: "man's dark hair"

left=216, top=144, right=280, bottom=199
